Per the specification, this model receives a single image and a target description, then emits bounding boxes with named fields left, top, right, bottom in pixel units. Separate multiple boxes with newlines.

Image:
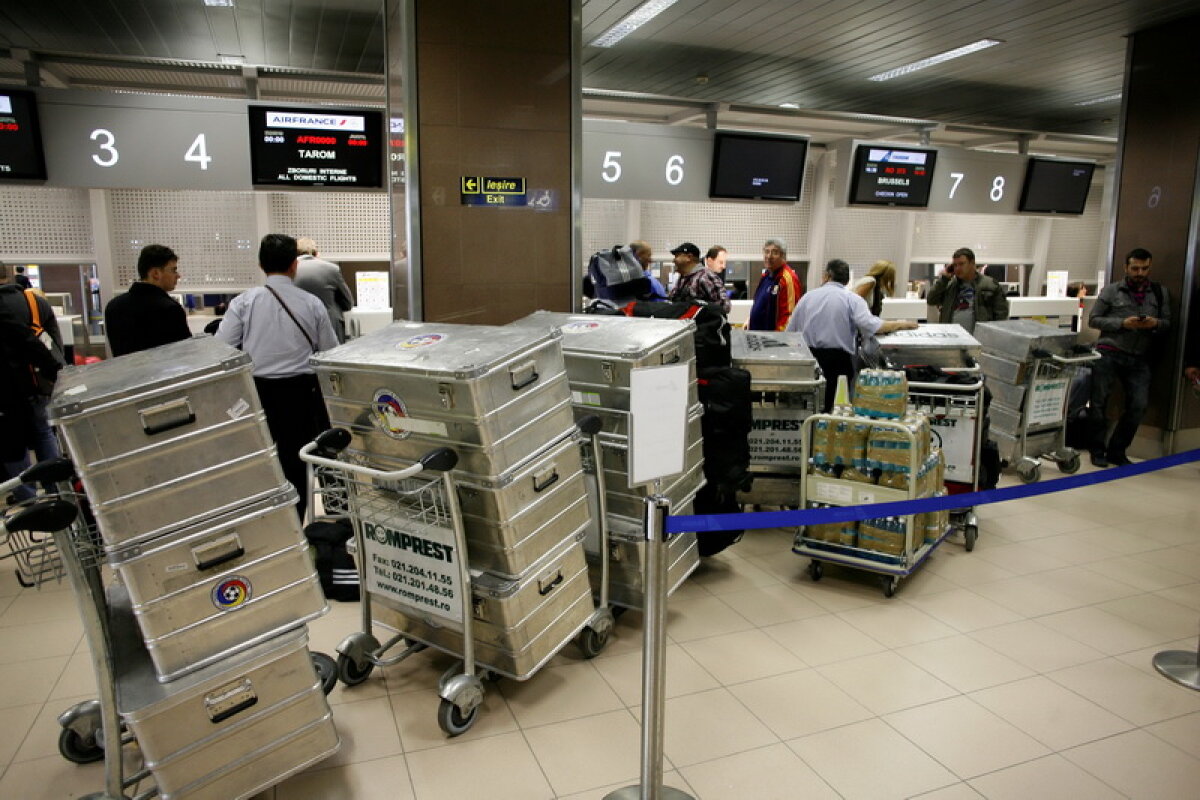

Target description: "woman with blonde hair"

left=853, top=260, right=896, bottom=316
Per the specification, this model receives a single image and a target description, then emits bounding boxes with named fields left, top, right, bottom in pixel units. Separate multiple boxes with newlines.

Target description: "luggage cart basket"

left=0, top=498, right=65, bottom=588
left=300, top=425, right=613, bottom=737
left=907, top=370, right=985, bottom=551
left=1003, top=350, right=1099, bottom=484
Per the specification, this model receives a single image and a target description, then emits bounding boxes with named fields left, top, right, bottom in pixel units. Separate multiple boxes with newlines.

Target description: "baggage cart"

left=0, top=459, right=339, bottom=800
left=877, top=324, right=985, bottom=550
left=0, top=519, right=63, bottom=588
left=793, top=414, right=954, bottom=597
left=730, top=329, right=824, bottom=507
left=991, top=350, right=1099, bottom=483
left=299, top=425, right=614, bottom=737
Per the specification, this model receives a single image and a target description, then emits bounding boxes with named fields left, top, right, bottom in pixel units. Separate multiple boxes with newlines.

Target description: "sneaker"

left=1108, top=454, right=1132, bottom=467
left=1089, top=452, right=1109, bottom=468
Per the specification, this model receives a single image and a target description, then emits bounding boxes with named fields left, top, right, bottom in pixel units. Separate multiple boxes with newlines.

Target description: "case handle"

left=660, top=346, right=681, bottom=365
left=140, top=397, right=196, bottom=436
left=192, top=533, right=245, bottom=571
left=537, top=570, right=564, bottom=596
left=204, top=678, right=257, bottom=723
left=532, top=466, right=559, bottom=493
left=510, top=360, right=539, bottom=391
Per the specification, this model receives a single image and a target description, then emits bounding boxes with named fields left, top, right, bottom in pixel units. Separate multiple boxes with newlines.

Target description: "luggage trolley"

left=300, top=427, right=613, bottom=737
left=876, top=324, right=985, bottom=550
left=0, top=501, right=64, bottom=588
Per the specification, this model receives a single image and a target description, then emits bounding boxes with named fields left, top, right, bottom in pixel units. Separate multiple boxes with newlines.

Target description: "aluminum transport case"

left=586, top=500, right=701, bottom=610
left=876, top=324, right=981, bottom=369
left=731, top=329, right=820, bottom=386
left=972, top=319, right=1078, bottom=360
left=978, top=351, right=1032, bottom=385
left=108, top=487, right=328, bottom=681
left=373, top=532, right=594, bottom=680
left=49, top=337, right=286, bottom=548
left=110, top=591, right=338, bottom=800
left=314, top=322, right=576, bottom=477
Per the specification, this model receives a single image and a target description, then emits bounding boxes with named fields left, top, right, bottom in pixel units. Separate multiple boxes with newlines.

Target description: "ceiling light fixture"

left=590, top=0, right=680, bottom=48
left=1075, top=93, right=1121, bottom=106
left=868, top=39, right=1002, bottom=81
left=204, top=0, right=235, bottom=7
left=779, top=103, right=800, bottom=109
left=218, top=54, right=245, bottom=65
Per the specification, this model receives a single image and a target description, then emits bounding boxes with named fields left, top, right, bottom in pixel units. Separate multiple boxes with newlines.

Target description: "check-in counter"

left=345, top=308, right=394, bottom=338
left=1007, top=297, right=1081, bottom=331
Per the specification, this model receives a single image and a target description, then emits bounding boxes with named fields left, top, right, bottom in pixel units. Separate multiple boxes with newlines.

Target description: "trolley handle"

left=907, top=379, right=985, bottom=391
left=0, top=457, right=75, bottom=495
left=3, top=498, right=79, bottom=535
left=1049, top=351, right=1100, bottom=365
left=299, top=440, right=458, bottom=480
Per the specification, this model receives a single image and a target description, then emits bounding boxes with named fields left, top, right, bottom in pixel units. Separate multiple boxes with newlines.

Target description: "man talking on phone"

left=1086, top=248, right=1171, bottom=467
left=927, top=247, right=1009, bottom=334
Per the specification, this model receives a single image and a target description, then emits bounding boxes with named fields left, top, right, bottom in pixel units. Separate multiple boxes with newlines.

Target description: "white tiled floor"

left=2, top=460, right=1199, bottom=798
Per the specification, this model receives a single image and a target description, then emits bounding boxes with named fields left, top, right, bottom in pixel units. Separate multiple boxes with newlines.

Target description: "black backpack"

left=0, top=286, right=63, bottom=399
left=691, top=366, right=754, bottom=557
left=304, top=519, right=360, bottom=602
left=585, top=246, right=651, bottom=304
left=614, top=300, right=732, bottom=369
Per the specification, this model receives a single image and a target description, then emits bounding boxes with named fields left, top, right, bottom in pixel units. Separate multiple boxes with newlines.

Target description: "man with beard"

left=1086, top=248, right=1170, bottom=467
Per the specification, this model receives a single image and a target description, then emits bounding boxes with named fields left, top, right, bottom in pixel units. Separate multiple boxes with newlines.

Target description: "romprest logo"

left=211, top=576, right=252, bottom=610
left=399, top=333, right=445, bottom=349
left=265, top=111, right=365, bottom=132
left=371, top=389, right=412, bottom=440
left=562, top=321, right=601, bottom=333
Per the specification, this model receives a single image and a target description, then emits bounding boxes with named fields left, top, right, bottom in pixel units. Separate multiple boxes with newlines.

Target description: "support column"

left=389, top=0, right=580, bottom=324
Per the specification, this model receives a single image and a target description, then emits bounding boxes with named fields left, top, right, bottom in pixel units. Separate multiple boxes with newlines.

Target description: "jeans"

left=1087, top=349, right=1151, bottom=459
left=3, top=396, right=62, bottom=501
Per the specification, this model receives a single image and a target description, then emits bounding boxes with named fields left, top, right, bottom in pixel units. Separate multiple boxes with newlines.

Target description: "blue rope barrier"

left=665, top=448, right=1200, bottom=533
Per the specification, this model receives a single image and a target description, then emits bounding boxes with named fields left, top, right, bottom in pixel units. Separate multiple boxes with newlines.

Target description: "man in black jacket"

left=104, top=244, right=192, bottom=357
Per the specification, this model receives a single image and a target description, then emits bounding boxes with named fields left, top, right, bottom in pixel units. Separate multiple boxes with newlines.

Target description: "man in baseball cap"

left=668, top=241, right=729, bottom=313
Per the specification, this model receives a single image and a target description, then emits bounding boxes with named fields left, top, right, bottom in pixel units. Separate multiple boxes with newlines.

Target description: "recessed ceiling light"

left=204, top=0, right=235, bottom=7
left=779, top=103, right=800, bottom=109
left=218, top=54, right=245, bottom=65
left=1075, top=93, right=1121, bottom=106
left=868, top=39, right=1003, bottom=81
left=590, top=0, right=680, bottom=48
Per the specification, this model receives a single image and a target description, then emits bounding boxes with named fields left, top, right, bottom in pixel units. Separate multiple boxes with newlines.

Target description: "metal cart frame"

left=299, top=424, right=614, bottom=737
left=1000, top=351, right=1099, bottom=483
left=740, top=377, right=826, bottom=508
left=793, top=414, right=954, bottom=597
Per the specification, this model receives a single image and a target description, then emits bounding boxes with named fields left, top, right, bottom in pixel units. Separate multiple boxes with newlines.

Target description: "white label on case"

left=571, top=390, right=602, bottom=406
left=62, top=384, right=88, bottom=396
left=227, top=398, right=251, bottom=419
left=165, top=563, right=189, bottom=573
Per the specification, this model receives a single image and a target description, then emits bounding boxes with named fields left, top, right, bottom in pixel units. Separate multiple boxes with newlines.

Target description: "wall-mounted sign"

left=583, top=120, right=714, bottom=202
left=355, top=271, right=391, bottom=310
left=460, top=176, right=527, bottom=206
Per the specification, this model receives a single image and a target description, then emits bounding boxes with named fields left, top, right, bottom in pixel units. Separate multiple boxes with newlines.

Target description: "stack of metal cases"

left=47, top=336, right=336, bottom=794
left=731, top=329, right=823, bottom=506
left=974, top=319, right=1079, bottom=456
left=312, top=322, right=596, bottom=678
left=876, top=324, right=981, bottom=370
left=507, top=311, right=704, bottom=609
left=49, top=337, right=329, bottom=679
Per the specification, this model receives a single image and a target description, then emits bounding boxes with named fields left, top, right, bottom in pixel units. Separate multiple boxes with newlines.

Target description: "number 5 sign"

left=583, top=119, right=713, bottom=201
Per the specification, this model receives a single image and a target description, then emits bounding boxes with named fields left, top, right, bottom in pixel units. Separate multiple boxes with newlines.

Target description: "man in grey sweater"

left=295, top=237, right=354, bottom=343
left=1086, top=247, right=1170, bottom=467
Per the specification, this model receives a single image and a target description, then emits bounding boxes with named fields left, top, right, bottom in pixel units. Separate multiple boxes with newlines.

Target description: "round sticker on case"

left=399, top=333, right=445, bottom=349
left=371, top=389, right=412, bottom=440
left=562, top=321, right=601, bottom=333
left=211, top=576, right=252, bottom=610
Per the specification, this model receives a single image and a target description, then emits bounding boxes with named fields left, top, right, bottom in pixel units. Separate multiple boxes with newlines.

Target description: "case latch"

left=601, top=361, right=615, bottom=384
left=328, top=372, right=343, bottom=397
left=438, top=383, right=455, bottom=409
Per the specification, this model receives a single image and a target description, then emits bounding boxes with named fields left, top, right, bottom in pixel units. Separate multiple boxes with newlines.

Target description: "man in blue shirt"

left=786, top=259, right=917, bottom=411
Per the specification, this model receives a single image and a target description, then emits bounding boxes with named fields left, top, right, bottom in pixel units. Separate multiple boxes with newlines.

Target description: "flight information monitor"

left=849, top=145, right=938, bottom=207
left=709, top=132, right=808, bottom=201
left=1018, top=157, right=1095, bottom=214
left=248, top=105, right=383, bottom=188
left=0, top=90, right=47, bottom=180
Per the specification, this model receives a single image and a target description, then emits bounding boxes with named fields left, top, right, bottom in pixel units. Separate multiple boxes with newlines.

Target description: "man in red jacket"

left=748, top=238, right=803, bottom=331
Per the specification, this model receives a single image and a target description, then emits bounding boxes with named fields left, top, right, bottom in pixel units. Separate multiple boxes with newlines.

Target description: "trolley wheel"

left=311, top=651, right=338, bottom=695
left=808, top=560, right=823, bottom=582
left=578, top=625, right=610, bottom=659
left=1058, top=453, right=1081, bottom=474
left=1017, top=461, right=1041, bottom=484
left=881, top=575, right=898, bottom=598
left=58, top=727, right=104, bottom=764
left=437, top=697, right=480, bottom=737
left=336, top=652, right=375, bottom=687
left=963, top=524, right=978, bottom=553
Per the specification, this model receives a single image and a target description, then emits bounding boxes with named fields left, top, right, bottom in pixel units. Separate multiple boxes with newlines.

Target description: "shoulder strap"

left=1151, top=282, right=1163, bottom=310
left=264, top=285, right=317, bottom=352
left=23, top=290, right=44, bottom=336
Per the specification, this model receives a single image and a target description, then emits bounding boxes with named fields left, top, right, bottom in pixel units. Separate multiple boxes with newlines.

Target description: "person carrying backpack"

left=0, top=277, right=65, bottom=501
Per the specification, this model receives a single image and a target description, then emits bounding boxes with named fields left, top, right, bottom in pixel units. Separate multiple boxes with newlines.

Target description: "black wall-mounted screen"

left=249, top=105, right=383, bottom=188
left=0, top=90, right=47, bottom=181
left=848, top=145, right=937, bottom=207
left=1018, top=158, right=1095, bottom=214
left=709, top=132, right=808, bottom=201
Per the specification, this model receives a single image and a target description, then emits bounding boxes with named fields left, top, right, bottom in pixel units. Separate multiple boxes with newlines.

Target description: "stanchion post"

left=605, top=493, right=694, bottom=800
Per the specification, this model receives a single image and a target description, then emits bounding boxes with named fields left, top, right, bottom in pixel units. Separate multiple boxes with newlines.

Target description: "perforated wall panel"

left=1045, top=173, right=1107, bottom=278
left=912, top=211, right=1041, bottom=262
left=0, top=187, right=93, bottom=258
left=107, top=190, right=257, bottom=288
left=267, top=192, right=390, bottom=256
left=824, top=205, right=908, bottom=273
left=582, top=198, right=628, bottom=258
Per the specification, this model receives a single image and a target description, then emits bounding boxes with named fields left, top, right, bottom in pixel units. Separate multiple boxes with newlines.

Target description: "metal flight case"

left=730, top=329, right=824, bottom=507
left=876, top=324, right=985, bottom=550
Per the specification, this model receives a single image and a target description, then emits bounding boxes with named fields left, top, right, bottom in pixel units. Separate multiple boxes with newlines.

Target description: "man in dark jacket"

left=927, top=247, right=1010, bottom=332
left=104, top=244, right=192, bottom=357
left=1087, top=247, right=1170, bottom=467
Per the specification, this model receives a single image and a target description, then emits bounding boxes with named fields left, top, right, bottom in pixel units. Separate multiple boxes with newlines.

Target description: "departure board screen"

left=248, top=106, right=383, bottom=188
left=849, top=145, right=938, bottom=206
left=0, top=90, right=47, bottom=180
left=1018, top=158, right=1095, bottom=214
left=709, top=132, right=808, bottom=201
